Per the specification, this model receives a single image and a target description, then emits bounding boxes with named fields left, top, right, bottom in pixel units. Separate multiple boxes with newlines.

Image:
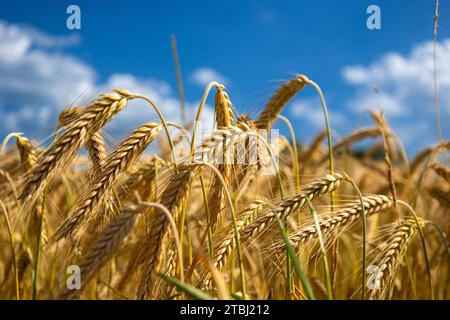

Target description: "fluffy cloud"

left=289, top=96, right=345, bottom=143
left=190, top=67, right=229, bottom=87
left=343, top=39, right=450, bottom=149
left=291, top=97, right=345, bottom=128
left=0, top=20, right=213, bottom=144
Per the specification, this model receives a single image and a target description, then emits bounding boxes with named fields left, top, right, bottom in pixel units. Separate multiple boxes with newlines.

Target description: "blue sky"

left=0, top=0, right=449, bottom=154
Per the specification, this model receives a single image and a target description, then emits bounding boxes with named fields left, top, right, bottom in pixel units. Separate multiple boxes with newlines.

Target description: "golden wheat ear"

left=15, top=135, right=40, bottom=172
left=207, top=84, right=236, bottom=230
left=256, top=75, right=309, bottom=130
left=368, top=219, right=424, bottom=300
left=205, top=173, right=344, bottom=286
left=50, top=122, right=162, bottom=244
left=57, top=204, right=146, bottom=300
left=19, top=90, right=133, bottom=205
left=270, top=194, right=393, bottom=253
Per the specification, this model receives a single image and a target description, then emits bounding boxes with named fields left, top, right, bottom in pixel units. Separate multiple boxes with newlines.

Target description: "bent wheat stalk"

left=137, top=166, right=194, bottom=299
left=200, top=199, right=266, bottom=289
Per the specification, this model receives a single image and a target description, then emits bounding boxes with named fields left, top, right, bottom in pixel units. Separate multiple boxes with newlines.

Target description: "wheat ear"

left=334, top=127, right=381, bottom=152
left=116, top=157, right=167, bottom=201
left=318, top=127, right=381, bottom=165
left=302, top=129, right=326, bottom=165
left=368, top=219, right=423, bottom=300
left=51, top=122, right=162, bottom=243
left=19, top=91, right=133, bottom=204
left=271, top=195, right=393, bottom=253
left=15, top=135, right=39, bottom=172
left=371, top=111, right=399, bottom=215
left=410, top=140, right=450, bottom=174
left=240, top=173, right=344, bottom=242
left=209, top=173, right=344, bottom=280
left=256, top=75, right=308, bottom=129
left=58, top=204, right=145, bottom=300
left=58, top=106, right=108, bottom=177
left=208, top=84, right=235, bottom=230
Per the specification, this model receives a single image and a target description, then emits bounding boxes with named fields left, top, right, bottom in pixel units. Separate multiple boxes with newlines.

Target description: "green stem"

left=277, top=115, right=300, bottom=191
left=305, top=80, right=334, bottom=177
left=304, top=197, right=333, bottom=300
left=273, top=210, right=315, bottom=300
left=303, top=79, right=337, bottom=295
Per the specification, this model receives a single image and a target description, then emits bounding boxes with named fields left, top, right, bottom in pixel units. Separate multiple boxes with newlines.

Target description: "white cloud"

left=0, top=20, right=213, bottom=143
left=342, top=39, right=450, bottom=151
left=190, top=67, right=229, bottom=87
left=290, top=97, right=345, bottom=129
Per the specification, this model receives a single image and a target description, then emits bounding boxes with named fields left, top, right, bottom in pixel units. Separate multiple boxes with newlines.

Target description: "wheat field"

left=0, top=71, right=448, bottom=300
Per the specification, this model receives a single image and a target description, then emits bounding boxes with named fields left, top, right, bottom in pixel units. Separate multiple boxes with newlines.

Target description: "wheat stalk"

left=137, top=166, right=194, bottom=299
left=200, top=199, right=266, bottom=288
